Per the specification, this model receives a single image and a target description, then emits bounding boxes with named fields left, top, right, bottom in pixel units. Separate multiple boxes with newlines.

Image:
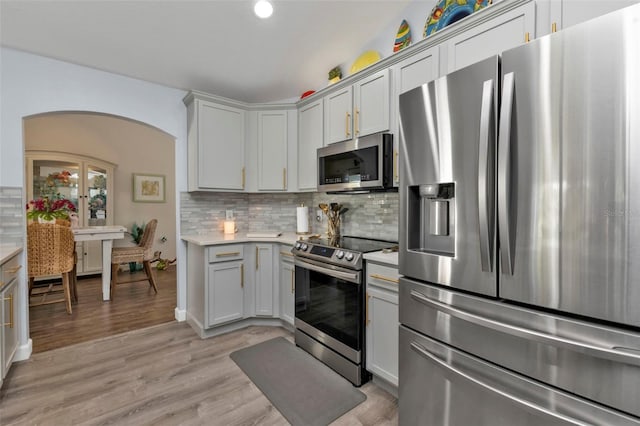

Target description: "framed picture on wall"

left=132, top=173, right=165, bottom=203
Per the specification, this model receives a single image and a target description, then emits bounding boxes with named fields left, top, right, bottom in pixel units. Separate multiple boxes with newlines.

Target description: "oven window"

left=319, top=146, right=379, bottom=185
left=295, top=266, right=362, bottom=351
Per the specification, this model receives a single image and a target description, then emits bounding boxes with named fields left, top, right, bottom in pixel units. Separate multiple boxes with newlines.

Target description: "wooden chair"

left=27, top=222, right=77, bottom=314
left=110, top=219, right=158, bottom=299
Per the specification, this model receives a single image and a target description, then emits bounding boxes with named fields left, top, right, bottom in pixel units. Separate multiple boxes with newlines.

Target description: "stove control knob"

left=301, top=243, right=308, bottom=251
left=294, top=242, right=302, bottom=250
left=336, top=250, right=345, bottom=259
left=345, top=252, right=354, bottom=262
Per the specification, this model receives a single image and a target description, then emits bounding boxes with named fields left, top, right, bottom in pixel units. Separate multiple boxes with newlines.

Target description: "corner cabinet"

left=257, top=111, right=288, bottom=191
left=1, top=250, right=21, bottom=385
left=297, top=99, right=323, bottom=191
left=185, top=92, right=246, bottom=191
left=365, top=261, right=400, bottom=389
left=26, top=151, right=115, bottom=275
left=323, top=69, right=390, bottom=145
left=254, top=244, right=275, bottom=316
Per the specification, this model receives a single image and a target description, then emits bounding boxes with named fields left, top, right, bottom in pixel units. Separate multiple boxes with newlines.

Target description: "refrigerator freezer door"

left=399, top=326, right=640, bottom=426
left=399, top=55, right=498, bottom=296
left=400, top=277, right=640, bottom=419
left=499, top=4, right=640, bottom=327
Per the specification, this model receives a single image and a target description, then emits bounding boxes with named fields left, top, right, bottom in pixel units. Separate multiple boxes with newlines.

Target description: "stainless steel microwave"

left=317, top=133, right=395, bottom=193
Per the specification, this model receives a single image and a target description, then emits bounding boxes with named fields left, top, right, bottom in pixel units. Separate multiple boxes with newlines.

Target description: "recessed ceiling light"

left=254, top=0, right=273, bottom=19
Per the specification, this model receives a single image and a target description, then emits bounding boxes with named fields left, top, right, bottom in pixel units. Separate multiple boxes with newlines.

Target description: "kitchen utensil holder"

left=327, top=215, right=341, bottom=238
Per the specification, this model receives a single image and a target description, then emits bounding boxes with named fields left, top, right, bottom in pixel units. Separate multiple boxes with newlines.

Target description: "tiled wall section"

left=0, top=186, right=24, bottom=245
left=180, top=191, right=399, bottom=242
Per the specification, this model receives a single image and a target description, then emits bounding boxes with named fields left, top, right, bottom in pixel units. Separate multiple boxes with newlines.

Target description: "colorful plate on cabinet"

left=349, top=50, right=381, bottom=74
left=423, top=0, right=490, bottom=38
left=393, top=19, right=412, bottom=52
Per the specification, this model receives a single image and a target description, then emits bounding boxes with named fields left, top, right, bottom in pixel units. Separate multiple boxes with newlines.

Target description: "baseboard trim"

left=14, top=338, right=33, bottom=362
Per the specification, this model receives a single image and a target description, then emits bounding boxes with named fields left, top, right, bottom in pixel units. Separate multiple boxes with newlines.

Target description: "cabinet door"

left=206, top=261, right=244, bottom=327
left=366, top=286, right=399, bottom=386
left=279, top=252, right=295, bottom=325
left=445, top=2, right=535, bottom=73
left=1, top=279, right=18, bottom=379
left=392, top=47, right=440, bottom=185
left=198, top=101, right=245, bottom=190
left=254, top=244, right=274, bottom=316
left=549, top=0, right=638, bottom=32
left=298, top=100, right=323, bottom=191
left=258, top=111, right=288, bottom=191
left=353, top=69, right=390, bottom=138
left=324, top=86, right=353, bottom=144
left=83, top=240, right=103, bottom=273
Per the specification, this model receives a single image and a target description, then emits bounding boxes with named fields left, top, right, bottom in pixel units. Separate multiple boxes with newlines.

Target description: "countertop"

left=1, top=245, right=23, bottom=265
left=181, top=231, right=309, bottom=246
left=363, top=250, right=399, bottom=266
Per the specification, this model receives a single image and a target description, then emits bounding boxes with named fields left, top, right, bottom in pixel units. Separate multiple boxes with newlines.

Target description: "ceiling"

left=0, top=0, right=413, bottom=103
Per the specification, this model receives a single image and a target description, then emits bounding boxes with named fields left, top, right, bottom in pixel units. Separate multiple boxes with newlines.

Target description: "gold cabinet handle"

left=291, top=269, right=294, bottom=294
left=3, top=293, right=13, bottom=328
left=280, top=251, right=293, bottom=257
left=551, top=22, right=557, bottom=33
left=240, top=264, right=244, bottom=288
left=394, top=150, right=399, bottom=182
left=366, top=292, right=371, bottom=325
left=6, top=265, right=22, bottom=274
left=346, top=112, right=351, bottom=137
left=525, top=32, right=530, bottom=43
left=355, top=109, right=360, bottom=135
left=241, top=167, right=246, bottom=189
left=216, top=251, right=240, bottom=257
left=370, top=273, right=399, bottom=284
left=256, top=246, right=259, bottom=270
left=283, top=168, right=287, bottom=190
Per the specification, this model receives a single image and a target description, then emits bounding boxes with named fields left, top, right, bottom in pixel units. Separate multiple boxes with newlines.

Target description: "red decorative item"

left=300, top=90, right=316, bottom=99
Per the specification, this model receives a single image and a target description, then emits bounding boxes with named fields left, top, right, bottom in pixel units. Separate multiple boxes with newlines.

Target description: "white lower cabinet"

left=254, top=244, right=275, bottom=316
left=366, top=261, right=400, bottom=388
left=279, top=246, right=295, bottom=326
left=207, top=260, right=245, bottom=327
left=1, top=251, right=21, bottom=384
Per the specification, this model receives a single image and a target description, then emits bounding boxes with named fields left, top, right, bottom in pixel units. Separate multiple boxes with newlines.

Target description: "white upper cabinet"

left=324, top=85, right=353, bottom=144
left=443, top=1, right=536, bottom=73
left=185, top=93, right=246, bottom=192
left=298, top=99, right=323, bottom=191
left=257, top=111, right=288, bottom=191
left=353, top=69, right=390, bottom=138
left=323, top=69, right=390, bottom=145
left=538, top=0, right=639, bottom=35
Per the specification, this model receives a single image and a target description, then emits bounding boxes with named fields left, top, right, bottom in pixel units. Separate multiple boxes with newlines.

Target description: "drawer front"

left=208, top=244, right=244, bottom=263
left=366, top=262, right=399, bottom=292
left=1, top=254, right=22, bottom=287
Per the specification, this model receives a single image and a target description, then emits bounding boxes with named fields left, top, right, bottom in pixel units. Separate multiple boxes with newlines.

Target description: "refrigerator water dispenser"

left=408, top=183, right=455, bottom=256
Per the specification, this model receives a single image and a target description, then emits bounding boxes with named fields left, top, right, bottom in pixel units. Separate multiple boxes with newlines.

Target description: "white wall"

left=0, top=47, right=189, bottom=356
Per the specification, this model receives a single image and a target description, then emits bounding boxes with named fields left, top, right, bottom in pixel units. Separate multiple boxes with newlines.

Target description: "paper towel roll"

left=296, top=205, right=309, bottom=234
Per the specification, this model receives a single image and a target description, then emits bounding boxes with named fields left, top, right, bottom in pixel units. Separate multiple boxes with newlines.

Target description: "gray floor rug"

left=230, top=337, right=366, bottom=426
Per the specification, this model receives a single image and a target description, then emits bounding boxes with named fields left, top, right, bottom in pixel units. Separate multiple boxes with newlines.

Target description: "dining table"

left=72, top=225, right=127, bottom=301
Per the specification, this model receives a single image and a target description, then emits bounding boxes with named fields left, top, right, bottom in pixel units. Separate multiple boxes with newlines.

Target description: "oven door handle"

left=294, top=259, right=361, bottom=284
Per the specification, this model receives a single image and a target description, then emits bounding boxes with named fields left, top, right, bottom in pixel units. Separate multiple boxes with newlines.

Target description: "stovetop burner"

left=293, top=235, right=398, bottom=270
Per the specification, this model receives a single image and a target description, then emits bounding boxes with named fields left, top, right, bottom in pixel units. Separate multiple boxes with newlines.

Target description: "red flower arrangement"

left=26, top=196, right=77, bottom=222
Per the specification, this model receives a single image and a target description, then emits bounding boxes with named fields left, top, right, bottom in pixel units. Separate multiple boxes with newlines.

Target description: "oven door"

left=294, top=257, right=363, bottom=362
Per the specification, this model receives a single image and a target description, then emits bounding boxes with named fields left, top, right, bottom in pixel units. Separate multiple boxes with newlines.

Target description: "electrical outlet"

left=316, top=209, right=323, bottom=222
left=226, top=209, right=234, bottom=220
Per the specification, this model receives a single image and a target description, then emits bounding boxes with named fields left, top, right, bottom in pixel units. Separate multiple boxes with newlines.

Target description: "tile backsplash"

left=181, top=191, right=399, bottom=242
left=0, top=186, right=24, bottom=246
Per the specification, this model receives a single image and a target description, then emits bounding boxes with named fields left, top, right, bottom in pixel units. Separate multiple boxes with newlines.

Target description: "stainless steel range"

left=292, top=236, right=397, bottom=386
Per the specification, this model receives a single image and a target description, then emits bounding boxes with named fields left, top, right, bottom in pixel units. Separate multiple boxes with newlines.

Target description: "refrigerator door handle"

left=409, top=341, right=590, bottom=426
left=409, top=289, right=640, bottom=366
left=498, top=72, right=515, bottom=275
left=478, top=79, right=495, bottom=272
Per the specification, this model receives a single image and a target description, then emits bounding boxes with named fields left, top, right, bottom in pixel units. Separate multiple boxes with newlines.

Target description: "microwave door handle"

left=498, top=72, right=515, bottom=276
left=478, top=79, right=495, bottom=272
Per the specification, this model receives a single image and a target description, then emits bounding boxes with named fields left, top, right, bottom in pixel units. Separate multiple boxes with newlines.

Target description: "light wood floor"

left=0, top=323, right=398, bottom=425
left=29, top=265, right=177, bottom=353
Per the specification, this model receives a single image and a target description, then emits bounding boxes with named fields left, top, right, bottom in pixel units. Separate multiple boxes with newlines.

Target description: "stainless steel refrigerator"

left=398, top=4, right=640, bottom=425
